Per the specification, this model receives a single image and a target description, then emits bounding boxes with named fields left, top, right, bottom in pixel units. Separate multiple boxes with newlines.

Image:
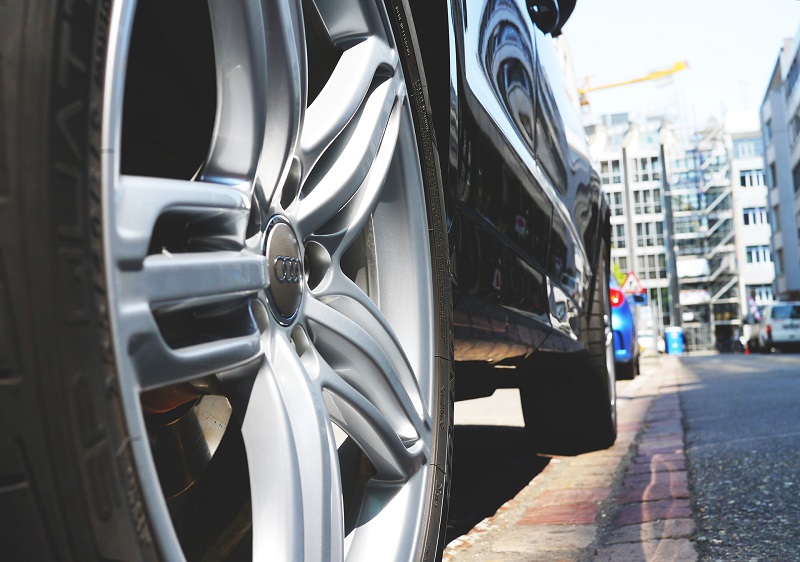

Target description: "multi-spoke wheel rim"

left=101, top=0, right=438, bottom=559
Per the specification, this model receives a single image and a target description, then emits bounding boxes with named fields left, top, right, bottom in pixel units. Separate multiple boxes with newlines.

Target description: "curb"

left=443, top=356, right=698, bottom=561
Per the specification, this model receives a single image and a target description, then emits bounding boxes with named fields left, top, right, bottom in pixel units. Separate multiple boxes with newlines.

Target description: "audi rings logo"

left=273, top=255, right=302, bottom=284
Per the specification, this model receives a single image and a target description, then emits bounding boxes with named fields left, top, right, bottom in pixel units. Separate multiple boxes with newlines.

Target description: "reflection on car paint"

left=446, top=0, right=609, bottom=361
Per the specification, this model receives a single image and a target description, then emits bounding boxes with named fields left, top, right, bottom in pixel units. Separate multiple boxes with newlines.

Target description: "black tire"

left=519, top=240, right=616, bottom=456
left=387, top=1, right=455, bottom=558
left=615, top=359, right=635, bottom=381
left=0, top=0, right=453, bottom=560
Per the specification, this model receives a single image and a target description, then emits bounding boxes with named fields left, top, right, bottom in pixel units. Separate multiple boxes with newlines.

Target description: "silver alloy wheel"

left=102, top=0, right=440, bottom=559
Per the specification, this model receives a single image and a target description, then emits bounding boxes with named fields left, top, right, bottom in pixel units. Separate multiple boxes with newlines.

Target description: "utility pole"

left=621, top=128, right=637, bottom=281
left=660, top=125, right=681, bottom=328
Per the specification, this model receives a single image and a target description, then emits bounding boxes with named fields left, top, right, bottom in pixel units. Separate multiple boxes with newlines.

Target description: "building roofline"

left=761, top=53, right=784, bottom=110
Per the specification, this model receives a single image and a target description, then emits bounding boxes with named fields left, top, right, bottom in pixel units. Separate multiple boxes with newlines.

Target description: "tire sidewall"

left=384, top=0, right=455, bottom=558
left=0, top=0, right=158, bottom=559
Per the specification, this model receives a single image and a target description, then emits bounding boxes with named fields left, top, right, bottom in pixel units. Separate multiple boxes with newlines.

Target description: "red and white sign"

left=621, top=271, right=645, bottom=294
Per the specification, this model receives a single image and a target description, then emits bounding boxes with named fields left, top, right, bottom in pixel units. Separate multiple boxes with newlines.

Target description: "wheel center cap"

left=265, top=217, right=303, bottom=325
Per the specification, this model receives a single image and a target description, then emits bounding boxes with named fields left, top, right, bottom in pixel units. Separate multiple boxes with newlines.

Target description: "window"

left=793, top=162, right=800, bottom=193
left=674, top=217, right=702, bottom=234
left=771, top=305, right=800, bottom=320
left=747, top=284, right=773, bottom=304
left=608, top=191, right=624, bottom=216
left=635, top=158, right=649, bottom=182
left=612, top=223, right=627, bottom=249
left=612, top=160, right=622, bottom=184
left=734, top=138, right=764, bottom=159
left=788, top=55, right=800, bottom=100
left=672, top=193, right=701, bottom=213
left=600, top=160, right=622, bottom=185
left=777, top=248, right=784, bottom=274
left=773, top=205, right=781, bottom=230
left=633, top=187, right=662, bottom=215
left=746, top=245, right=771, bottom=263
left=635, top=251, right=667, bottom=280
left=635, top=220, right=665, bottom=248
left=675, top=237, right=703, bottom=257
left=614, top=256, right=628, bottom=273
left=764, top=119, right=772, bottom=145
left=734, top=140, right=755, bottom=158
left=770, top=163, right=777, bottom=189
left=742, top=207, right=768, bottom=226
left=633, top=156, right=660, bottom=183
left=739, top=169, right=765, bottom=188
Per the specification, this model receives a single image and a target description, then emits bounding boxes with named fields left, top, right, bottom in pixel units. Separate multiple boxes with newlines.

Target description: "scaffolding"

left=668, top=121, right=738, bottom=350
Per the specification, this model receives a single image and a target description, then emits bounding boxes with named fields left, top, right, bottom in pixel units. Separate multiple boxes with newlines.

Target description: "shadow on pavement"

left=446, top=425, right=549, bottom=543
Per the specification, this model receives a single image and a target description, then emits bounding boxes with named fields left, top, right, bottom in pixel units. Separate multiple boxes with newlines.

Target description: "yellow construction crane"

left=578, top=61, right=689, bottom=106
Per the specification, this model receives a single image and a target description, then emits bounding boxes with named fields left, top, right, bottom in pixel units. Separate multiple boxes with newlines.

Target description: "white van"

left=751, top=302, right=800, bottom=352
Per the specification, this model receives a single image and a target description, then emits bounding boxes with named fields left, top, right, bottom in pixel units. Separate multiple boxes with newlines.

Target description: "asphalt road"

left=679, top=353, right=800, bottom=561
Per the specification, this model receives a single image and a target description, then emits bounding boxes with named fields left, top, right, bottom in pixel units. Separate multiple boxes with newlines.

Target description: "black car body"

left=410, top=0, right=615, bottom=454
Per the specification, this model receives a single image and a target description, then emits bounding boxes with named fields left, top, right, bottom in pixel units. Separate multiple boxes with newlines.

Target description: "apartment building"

left=761, top=36, right=800, bottom=299
left=588, top=114, right=672, bottom=337
left=589, top=112, right=770, bottom=350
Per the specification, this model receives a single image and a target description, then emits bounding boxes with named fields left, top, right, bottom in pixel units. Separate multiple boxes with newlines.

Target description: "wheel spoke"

left=311, top=0, right=388, bottom=44
left=237, top=333, right=344, bottom=561
left=300, top=37, right=397, bottom=178
left=113, top=175, right=250, bottom=263
left=303, top=346, right=424, bottom=482
left=303, top=295, right=428, bottom=444
left=132, top=252, right=267, bottom=308
left=297, top=78, right=403, bottom=240
left=126, top=312, right=262, bottom=391
left=203, top=0, right=303, bottom=190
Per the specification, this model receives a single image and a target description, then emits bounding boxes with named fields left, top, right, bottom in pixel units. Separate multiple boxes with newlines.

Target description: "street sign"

left=621, top=271, right=645, bottom=294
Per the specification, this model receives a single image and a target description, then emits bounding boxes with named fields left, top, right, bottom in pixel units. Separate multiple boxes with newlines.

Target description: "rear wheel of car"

left=0, top=0, right=453, bottom=560
left=519, top=241, right=616, bottom=456
left=616, top=360, right=635, bottom=381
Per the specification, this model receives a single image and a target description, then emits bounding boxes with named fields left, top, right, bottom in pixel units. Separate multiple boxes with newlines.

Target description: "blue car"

left=611, top=281, right=639, bottom=379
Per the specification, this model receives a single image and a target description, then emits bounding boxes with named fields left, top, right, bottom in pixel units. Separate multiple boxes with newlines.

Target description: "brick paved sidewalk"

left=443, top=356, right=698, bottom=562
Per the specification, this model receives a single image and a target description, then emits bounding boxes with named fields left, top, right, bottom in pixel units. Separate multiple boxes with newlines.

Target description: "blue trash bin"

left=664, top=326, right=684, bottom=355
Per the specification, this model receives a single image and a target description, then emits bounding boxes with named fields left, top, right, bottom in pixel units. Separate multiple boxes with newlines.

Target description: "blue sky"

left=562, top=0, right=800, bottom=126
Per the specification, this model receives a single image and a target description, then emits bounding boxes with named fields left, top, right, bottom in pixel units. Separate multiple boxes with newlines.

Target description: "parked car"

left=610, top=282, right=639, bottom=379
left=749, top=302, right=800, bottom=353
left=1, top=0, right=612, bottom=560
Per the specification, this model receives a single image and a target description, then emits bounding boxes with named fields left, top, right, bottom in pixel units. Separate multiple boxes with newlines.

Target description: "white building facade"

left=727, top=114, right=774, bottom=317
left=588, top=115, right=672, bottom=336
left=761, top=36, right=800, bottom=299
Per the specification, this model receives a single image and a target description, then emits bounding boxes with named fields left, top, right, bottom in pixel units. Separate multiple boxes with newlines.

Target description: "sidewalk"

left=444, top=356, right=698, bottom=562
